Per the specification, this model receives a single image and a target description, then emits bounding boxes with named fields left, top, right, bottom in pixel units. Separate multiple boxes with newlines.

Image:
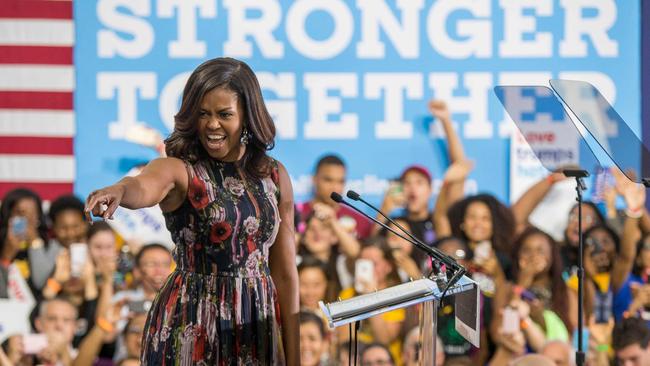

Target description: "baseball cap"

left=400, top=165, right=432, bottom=182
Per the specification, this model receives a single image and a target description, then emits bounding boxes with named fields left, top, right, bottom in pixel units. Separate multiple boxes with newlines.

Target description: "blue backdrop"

left=74, top=0, right=641, bottom=207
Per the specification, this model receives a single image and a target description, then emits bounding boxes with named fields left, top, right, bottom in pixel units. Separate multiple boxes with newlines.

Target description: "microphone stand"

left=564, top=169, right=588, bottom=366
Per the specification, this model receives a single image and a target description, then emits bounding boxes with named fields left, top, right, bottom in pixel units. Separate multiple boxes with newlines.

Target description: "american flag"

left=0, top=0, right=74, bottom=201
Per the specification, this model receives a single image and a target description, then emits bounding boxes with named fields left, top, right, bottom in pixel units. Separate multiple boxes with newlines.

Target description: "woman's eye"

left=219, top=112, right=232, bottom=118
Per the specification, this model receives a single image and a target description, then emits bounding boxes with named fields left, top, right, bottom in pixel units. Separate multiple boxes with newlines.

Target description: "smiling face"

left=300, top=321, right=328, bottom=366
left=463, top=201, right=493, bottom=243
left=88, top=230, right=116, bottom=264
left=197, top=87, right=244, bottom=162
left=299, top=267, right=328, bottom=310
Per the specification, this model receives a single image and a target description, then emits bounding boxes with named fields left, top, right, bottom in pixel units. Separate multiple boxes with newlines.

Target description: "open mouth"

left=206, top=134, right=227, bottom=149
left=207, top=134, right=226, bottom=142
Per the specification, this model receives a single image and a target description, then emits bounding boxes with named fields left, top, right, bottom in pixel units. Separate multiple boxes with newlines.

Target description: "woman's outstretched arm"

left=84, top=157, right=188, bottom=220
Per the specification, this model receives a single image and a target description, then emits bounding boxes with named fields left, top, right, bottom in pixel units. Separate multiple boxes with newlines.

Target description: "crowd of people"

left=1, top=100, right=649, bottom=366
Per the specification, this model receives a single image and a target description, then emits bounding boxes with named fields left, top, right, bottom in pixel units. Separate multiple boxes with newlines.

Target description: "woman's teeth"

left=207, top=135, right=226, bottom=142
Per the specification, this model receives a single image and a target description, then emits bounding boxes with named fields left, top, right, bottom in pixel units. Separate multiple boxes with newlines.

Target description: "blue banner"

left=74, top=0, right=641, bottom=207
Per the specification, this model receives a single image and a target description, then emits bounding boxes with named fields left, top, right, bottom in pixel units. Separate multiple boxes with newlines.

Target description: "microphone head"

left=330, top=192, right=344, bottom=203
left=346, top=190, right=361, bottom=201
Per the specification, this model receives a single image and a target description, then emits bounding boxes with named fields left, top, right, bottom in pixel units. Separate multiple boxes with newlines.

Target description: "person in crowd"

left=121, top=314, right=146, bottom=361
left=117, top=358, right=140, bottom=366
left=611, top=181, right=650, bottom=320
left=511, top=170, right=606, bottom=274
left=385, top=219, right=426, bottom=280
left=85, top=57, right=299, bottom=364
left=442, top=357, right=474, bottom=366
left=381, top=157, right=475, bottom=282
left=337, top=341, right=355, bottom=366
left=569, top=221, right=637, bottom=329
left=360, top=343, right=395, bottom=366
left=445, top=193, right=515, bottom=263
left=298, top=257, right=335, bottom=312
left=378, top=100, right=468, bottom=244
left=612, top=317, right=650, bottom=366
left=492, top=227, right=576, bottom=346
left=619, top=238, right=650, bottom=320
left=49, top=195, right=88, bottom=249
left=438, top=194, right=513, bottom=362
left=488, top=320, right=526, bottom=366
left=41, top=241, right=105, bottom=347
left=297, top=207, right=361, bottom=291
left=298, top=154, right=372, bottom=239
left=10, top=298, right=79, bottom=366
left=509, top=354, right=555, bottom=366
left=87, top=221, right=119, bottom=287
left=0, top=188, right=52, bottom=294
left=299, top=310, right=331, bottom=366
left=111, top=244, right=173, bottom=360
left=337, top=238, right=405, bottom=364
left=602, top=168, right=650, bottom=234
left=113, top=243, right=173, bottom=305
left=541, top=340, right=575, bottom=366
left=401, top=326, right=445, bottom=366
left=442, top=193, right=514, bottom=305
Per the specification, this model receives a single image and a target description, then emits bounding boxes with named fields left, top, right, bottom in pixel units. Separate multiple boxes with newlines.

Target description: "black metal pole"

left=563, top=169, right=588, bottom=366
left=575, top=178, right=585, bottom=366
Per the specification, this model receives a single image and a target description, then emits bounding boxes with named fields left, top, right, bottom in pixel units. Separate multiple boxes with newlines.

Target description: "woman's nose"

left=206, top=116, right=221, bottom=129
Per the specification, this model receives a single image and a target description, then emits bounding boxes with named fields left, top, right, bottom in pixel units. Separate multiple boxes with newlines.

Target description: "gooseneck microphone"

left=346, top=190, right=435, bottom=260
left=344, top=190, right=461, bottom=273
left=330, top=192, right=423, bottom=257
left=330, top=191, right=466, bottom=293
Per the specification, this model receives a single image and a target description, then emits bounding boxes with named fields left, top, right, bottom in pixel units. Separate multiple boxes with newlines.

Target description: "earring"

left=240, top=128, right=250, bottom=145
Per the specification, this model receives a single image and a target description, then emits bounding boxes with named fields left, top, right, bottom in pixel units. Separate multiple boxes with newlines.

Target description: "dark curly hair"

left=0, top=188, right=48, bottom=254
left=511, top=226, right=571, bottom=330
left=447, top=193, right=515, bottom=253
left=165, top=57, right=275, bottom=179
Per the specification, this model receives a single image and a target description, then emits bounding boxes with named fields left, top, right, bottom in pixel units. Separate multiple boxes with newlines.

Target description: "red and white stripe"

left=0, top=0, right=75, bottom=201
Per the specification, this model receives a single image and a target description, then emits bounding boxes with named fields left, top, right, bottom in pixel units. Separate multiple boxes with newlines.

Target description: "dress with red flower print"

left=141, top=158, right=284, bottom=365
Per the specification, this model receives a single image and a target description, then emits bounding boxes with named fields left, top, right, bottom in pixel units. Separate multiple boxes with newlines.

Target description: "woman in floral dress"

left=85, top=57, right=299, bottom=365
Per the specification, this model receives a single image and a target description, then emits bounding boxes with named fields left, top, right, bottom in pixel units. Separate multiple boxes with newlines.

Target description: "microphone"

left=347, top=190, right=425, bottom=255
left=343, top=190, right=467, bottom=298
left=331, top=193, right=425, bottom=254
left=345, top=190, right=461, bottom=272
left=330, top=192, right=464, bottom=282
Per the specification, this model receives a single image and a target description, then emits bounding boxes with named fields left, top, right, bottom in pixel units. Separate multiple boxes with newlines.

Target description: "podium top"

left=319, top=275, right=476, bottom=329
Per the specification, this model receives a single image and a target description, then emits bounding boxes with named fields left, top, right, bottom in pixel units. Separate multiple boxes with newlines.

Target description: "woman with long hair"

left=0, top=188, right=51, bottom=294
left=85, top=57, right=299, bottom=365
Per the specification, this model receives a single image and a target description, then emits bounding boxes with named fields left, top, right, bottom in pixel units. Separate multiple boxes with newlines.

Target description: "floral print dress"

left=141, top=159, right=285, bottom=365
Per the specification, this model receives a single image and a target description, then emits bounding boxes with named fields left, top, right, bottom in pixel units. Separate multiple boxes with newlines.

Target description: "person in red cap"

left=377, top=100, right=473, bottom=270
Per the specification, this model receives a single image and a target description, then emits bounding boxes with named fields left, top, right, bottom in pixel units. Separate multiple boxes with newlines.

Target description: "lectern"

left=319, top=274, right=480, bottom=365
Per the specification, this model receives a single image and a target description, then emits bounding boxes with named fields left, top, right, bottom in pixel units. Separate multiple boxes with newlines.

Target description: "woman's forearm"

left=273, top=270, right=300, bottom=365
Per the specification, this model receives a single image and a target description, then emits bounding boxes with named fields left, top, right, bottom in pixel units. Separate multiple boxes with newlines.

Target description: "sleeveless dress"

left=141, top=158, right=285, bottom=365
